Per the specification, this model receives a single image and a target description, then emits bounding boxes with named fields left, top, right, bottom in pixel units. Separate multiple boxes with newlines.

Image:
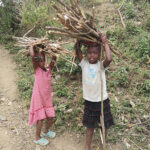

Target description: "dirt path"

left=0, top=46, right=83, bottom=150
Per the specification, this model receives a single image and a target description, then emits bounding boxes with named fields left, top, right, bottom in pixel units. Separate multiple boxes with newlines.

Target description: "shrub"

left=108, top=67, right=129, bottom=89
left=143, top=17, right=150, bottom=32
left=122, top=2, right=136, bottom=19
left=0, top=1, right=20, bottom=43
left=126, top=22, right=141, bottom=35
left=20, top=0, right=60, bottom=37
left=135, top=32, right=150, bottom=62
left=137, top=80, right=150, bottom=96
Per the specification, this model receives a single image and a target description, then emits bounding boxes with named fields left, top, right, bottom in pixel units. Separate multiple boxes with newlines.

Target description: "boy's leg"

left=36, top=120, right=43, bottom=140
left=44, top=118, right=54, bottom=133
left=84, top=127, right=94, bottom=150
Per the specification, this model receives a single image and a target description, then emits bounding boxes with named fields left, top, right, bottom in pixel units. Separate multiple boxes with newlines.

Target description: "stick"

left=127, top=137, right=144, bottom=150
left=69, top=55, right=76, bottom=74
left=91, top=0, right=95, bottom=28
left=117, top=0, right=126, bottom=28
left=23, top=25, right=35, bottom=38
left=100, top=50, right=106, bottom=150
left=100, top=128, right=103, bottom=144
left=47, top=31, right=96, bottom=42
left=117, top=8, right=126, bottom=28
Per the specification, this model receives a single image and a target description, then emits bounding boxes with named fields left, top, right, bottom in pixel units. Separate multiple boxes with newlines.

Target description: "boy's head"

left=86, top=45, right=101, bottom=64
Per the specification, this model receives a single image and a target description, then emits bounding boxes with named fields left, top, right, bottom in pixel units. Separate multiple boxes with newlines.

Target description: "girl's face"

left=39, top=58, right=45, bottom=69
left=38, top=54, right=45, bottom=69
left=87, top=47, right=100, bottom=64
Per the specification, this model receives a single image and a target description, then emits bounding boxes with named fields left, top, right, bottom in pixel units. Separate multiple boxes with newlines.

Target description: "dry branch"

left=46, top=0, right=120, bottom=56
left=117, top=9, right=126, bottom=28
left=13, top=36, right=76, bottom=66
left=117, top=0, right=126, bottom=28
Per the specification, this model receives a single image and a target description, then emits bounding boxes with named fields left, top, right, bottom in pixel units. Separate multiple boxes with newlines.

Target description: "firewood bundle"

left=46, top=0, right=119, bottom=56
left=13, top=36, right=76, bottom=65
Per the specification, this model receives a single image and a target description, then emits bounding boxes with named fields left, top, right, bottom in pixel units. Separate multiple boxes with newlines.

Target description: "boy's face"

left=87, top=47, right=100, bottom=64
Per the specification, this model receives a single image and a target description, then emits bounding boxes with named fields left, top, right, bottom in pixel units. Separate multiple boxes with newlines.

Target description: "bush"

left=107, top=28, right=127, bottom=42
left=135, top=32, right=150, bottom=62
left=0, top=1, right=20, bottom=43
left=126, top=22, right=141, bottom=35
left=108, top=67, right=129, bottom=89
left=137, top=80, right=150, bottom=96
left=122, top=2, right=136, bottom=19
left=143, top=17, right=150, bottom=32
left=20, top=0, right=60, bottom=37
left=56, top=43, right=81, bottom=75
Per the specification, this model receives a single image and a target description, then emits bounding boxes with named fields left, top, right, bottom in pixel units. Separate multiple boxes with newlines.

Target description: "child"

left=28, top=44, right=56, bottom=146
left=75, top=33, right=114, bottom=150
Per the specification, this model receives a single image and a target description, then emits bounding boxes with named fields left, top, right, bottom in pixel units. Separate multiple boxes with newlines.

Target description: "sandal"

left=34, top=138, right=49, bottom=146
left=42, top=131, right=56, bottom=138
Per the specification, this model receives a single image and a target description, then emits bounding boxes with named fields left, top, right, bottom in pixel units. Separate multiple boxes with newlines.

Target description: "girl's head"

left=38, top=54, right=45, bottom=69
left=34, top=52, right=46, bottom=69
left=86, top=45, right=101, bottom=64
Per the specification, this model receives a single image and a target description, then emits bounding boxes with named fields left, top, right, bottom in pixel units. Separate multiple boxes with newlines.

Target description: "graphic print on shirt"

left=85, top=67, right=98, bottom=85
left=88, top=68, right=96, bottom=78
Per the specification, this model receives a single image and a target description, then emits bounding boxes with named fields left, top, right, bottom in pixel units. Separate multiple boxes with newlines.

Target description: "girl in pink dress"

left=28, top=44, right=56, bottom=146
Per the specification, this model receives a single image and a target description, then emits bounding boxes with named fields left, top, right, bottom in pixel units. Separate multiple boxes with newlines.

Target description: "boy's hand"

left=96, top=30, right=108, bottom=44
left=76, top=40, right=82, bottom=49
left=75, top=40, right=83, bottom=62
left=100, top=33, right=108, bottom=44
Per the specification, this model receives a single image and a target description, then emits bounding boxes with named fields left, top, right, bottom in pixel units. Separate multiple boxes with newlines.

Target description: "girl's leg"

left=44, top=118, right=54, bottom=133
left=36, top=120, right=43, bottom=140
left=84, top=127, right=94, bottom=150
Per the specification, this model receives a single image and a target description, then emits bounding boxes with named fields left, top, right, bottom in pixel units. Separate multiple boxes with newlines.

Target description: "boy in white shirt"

left=75, top=33, right=114, bottom=150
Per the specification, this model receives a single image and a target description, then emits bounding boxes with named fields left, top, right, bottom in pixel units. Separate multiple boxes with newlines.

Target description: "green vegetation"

left=0, top=0, right=150, bottom=149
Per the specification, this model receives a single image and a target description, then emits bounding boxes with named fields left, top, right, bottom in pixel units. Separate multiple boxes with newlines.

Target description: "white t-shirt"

left=79, top=59, right=108, bottom=102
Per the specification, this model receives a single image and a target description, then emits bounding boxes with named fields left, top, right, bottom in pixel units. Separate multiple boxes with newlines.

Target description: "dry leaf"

left=130, top=100, right=135, bottom=107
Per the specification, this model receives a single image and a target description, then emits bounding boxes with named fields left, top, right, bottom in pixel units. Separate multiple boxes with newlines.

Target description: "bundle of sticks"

left=13, top=36, right=76, bottom=65
left=46, top=0, right=119, bottom=56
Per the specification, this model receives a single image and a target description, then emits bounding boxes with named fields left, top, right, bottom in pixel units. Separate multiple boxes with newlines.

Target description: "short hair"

left=87, top=44, right=101, bottom=53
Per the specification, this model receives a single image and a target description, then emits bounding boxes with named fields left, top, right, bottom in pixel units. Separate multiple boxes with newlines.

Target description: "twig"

left=127, top=137, right=144, bottom=150
left=23, top=25, right=35, bottom=38
left=117, top=0, right=126, bottom=28
left=91, top=0, right=95, bottom=28
left=109, top=143, right=113, bottom=150
left=117, top=8, right=126, bottom=28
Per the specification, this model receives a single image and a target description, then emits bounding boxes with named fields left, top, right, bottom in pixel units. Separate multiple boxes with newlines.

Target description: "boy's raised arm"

left=75, top=40, right=83, bottom=62
left=100, top=34, right=112, bottom=68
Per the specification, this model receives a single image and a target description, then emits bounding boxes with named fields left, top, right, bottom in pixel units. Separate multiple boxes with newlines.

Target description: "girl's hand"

left=52, top=56, right=56, bottom=61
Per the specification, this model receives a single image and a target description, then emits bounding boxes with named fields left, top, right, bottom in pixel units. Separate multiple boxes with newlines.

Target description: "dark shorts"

left=83, top=98, right=114, bottom=129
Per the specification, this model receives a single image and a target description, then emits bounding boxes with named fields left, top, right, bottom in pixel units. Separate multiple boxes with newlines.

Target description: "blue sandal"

left=42, top=131, right=56, bottom=138
left=34, top=138, right=49, bottom=146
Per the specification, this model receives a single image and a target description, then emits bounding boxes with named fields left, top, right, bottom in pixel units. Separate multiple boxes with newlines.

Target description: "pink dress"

left=28, top=67, right=55, bottom=126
